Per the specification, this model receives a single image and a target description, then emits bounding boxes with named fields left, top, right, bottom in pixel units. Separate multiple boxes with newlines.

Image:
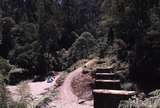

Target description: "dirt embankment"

left=71, top=72, right=94, bottom=100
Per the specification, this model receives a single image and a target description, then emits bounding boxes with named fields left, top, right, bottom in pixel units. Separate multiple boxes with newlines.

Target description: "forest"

left=0, top=0, right=160, bottom=108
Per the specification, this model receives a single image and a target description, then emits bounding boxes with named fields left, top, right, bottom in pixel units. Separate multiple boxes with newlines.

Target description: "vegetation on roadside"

left=119, top=90, right=160, bottom=108
left=0, top=82, right=29, bottom=108
left=0, top=57, right=12, bottom=83
left=0, top=0, right=160, bottom=107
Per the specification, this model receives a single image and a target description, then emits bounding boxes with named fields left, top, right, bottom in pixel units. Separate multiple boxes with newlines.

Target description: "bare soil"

left=8, top=59, right=97, bottom=108
left=48, top=59, right=97, bottom=108
left=71, top=72, right=94, bottom=100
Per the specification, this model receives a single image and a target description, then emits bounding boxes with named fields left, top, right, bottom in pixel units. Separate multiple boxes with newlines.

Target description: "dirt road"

left=49, top=59, right=97, bottom=108
left=7, top=59, right=97, bottom=108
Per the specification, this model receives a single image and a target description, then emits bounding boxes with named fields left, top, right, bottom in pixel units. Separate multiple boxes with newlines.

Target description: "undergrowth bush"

left=64, top=32, right=97, bottom=69
left=119, top=97, right=160, bottom=108
left=15, top=81, right=31, bottom=108
left=0, top=81, right=32, bottom=108
left=119, top=90, right=160, bottom=108
left=0, top=82, right=9, bottom=108
left=0, top=57, right=12, bottom=82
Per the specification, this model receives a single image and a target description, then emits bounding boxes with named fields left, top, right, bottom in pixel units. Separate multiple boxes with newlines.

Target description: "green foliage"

left=149, top=7, right=160, bottom=32
left=0, top=57, right=11, bottom=75
left=0, top=0, right=64, bottom=76
left=98, top=15, right=119, bottom=38
left=100, top=16, right=115, bottom=27
left=64, top=32, right=97, bottom=69
left=119, top=95, right=160, bottom=108
left=0, top=0, right=160, bottom=94
left=0, top=83, right=8, bottom=108
left=15, top=82, right=31, bottom=108
left=0, top=17, right=15, bottom=58
left=0, top=81, right=31, bottom=108
left=63, top=0, right=97, bottom=33
left=149, top=90, right=160, bottom=97
left=0, top=57, right=12, bottom=81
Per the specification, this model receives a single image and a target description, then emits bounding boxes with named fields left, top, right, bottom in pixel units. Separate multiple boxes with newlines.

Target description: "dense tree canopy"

left=0, top=0, right=160, bottom=91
